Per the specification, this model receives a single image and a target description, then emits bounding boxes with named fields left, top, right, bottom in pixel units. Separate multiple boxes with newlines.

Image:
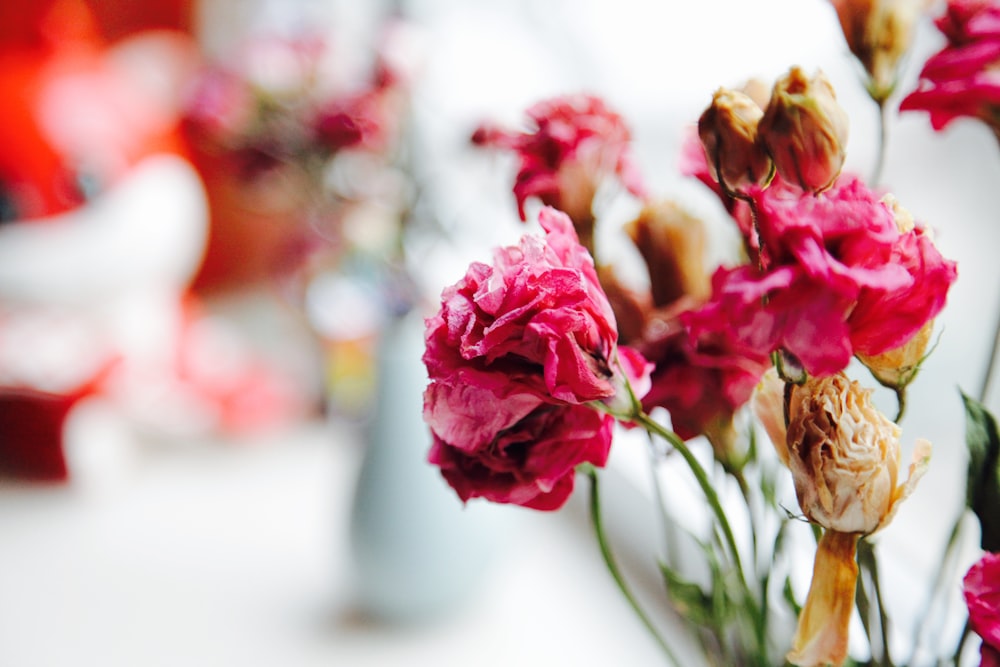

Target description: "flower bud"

left=830, top=0, right=931, bottom=101
left=785, top=373, right=930, bottom=534
left=697, top=88, right=774, bottom=192
left=857, top=320, right=932, bottom=389
left=758, top=67, right=849, bottom=193
left=625, top=199, right=711, bottom=308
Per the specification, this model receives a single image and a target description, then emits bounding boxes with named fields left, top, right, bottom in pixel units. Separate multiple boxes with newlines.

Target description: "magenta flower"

left=423, top=206, right=649, bottom=510
left=638, top=304, right=770, bottom=442
left=900, top=0, right=1000, bottom=132
left=423, top=206, right=621, bottom=406
left=965, top=552, right=1000, bottom=667
left=683, top=174, right=956, bottom=376
left=471, top=94, right=647, bottom=222
left=428, top=402, right=614, bottom=510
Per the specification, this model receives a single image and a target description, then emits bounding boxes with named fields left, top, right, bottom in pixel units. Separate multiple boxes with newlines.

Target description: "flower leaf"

left=961, top=391, right=1000, bottom=551
left=659, top=562, right=715, bottom=628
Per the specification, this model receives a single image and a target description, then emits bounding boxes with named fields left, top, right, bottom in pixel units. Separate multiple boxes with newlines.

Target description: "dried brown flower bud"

left=697, top=88, right=774, bottom=192
left=830, top=0, right=931, bottom=101
left=758, top=67, right=849, bottom=193
left=625, top=200, right=710, bottom=308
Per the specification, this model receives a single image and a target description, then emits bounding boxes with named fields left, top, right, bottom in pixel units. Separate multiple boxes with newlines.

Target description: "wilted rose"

left=758, top=67, right=849, bottom=193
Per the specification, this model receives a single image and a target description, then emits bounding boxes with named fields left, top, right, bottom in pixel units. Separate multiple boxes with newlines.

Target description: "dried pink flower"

left=965, top=552, right=1000, bottom=667
left=423, top=207, right=649, bottom=510
left=685, top=175, right=956, bottom=376
left=900, top=0, right=1000, bottom=132
left=428, top=402, right=614, bottom=511
left=471, top=94, right=647, bottom=223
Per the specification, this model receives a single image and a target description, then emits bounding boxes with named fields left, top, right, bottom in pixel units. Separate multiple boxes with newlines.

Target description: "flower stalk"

left=585, top=465, right=681, bottom=666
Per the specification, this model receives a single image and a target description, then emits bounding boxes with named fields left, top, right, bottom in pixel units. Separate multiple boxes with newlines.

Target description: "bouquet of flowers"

left=419, top=1, right=1000, bottom=665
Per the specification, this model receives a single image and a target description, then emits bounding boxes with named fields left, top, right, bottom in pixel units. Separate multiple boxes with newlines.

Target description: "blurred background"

left=0, top=0, right=996, bottom=665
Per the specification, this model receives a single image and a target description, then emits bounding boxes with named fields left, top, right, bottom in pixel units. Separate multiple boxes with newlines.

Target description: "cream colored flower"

left=786, top=372, right=930, bottom=534
left=783, top=373, right=932, bottom=667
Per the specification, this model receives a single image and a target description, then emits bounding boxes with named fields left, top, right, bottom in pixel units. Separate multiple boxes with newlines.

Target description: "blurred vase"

left=348, top=309, right=509, bottom=623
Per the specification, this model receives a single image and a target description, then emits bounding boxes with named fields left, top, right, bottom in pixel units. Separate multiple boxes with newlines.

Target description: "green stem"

left=952, top=619, right=972, bottom=666
left=586, top=467, right=681, bottom=665
left=912, top=512, right=966, bottom=662
left=980, top=293, right=1000, bottom=404
left=859, top=539, right=895, bottom=667
left=871, top=98, right=889, bottom=188
left=634, top=412, right=751, bottom=600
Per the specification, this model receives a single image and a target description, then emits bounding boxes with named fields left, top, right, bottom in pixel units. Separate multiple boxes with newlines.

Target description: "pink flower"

left=900, top=0, right=1000, bottom=132
left=639, top=303, right=770, bottom=441
left=965, top=552, right=1000, bottom=666
left=428, top=403, right=614, bottom=510
left=472, top=94, right=647, bottom=222
left=423, top=207, right=621, bottom=405
left=313, top=89, right=389, bottom=153
left=423, top=206, right=649, bottom=510
left=683, top=174, right=956, bottom=375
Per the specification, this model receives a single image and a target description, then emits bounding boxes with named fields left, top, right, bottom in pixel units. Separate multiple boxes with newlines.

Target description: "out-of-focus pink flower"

left=471, top=94, right=647, bottom=222
left=684, top=174, right=957, bottom=376
left=313, top=89, right=388, bottom=153
left=900, top=0, right=1000, bottom=132
left=428, top=403, right=614, bottom=510
left=423, top=207, right=620, bottom=405
left=423, top=207, right=649, bottom=510
left=640, top=303, right=770, bottom=441
left=965, top=552, right=1000, bottom=666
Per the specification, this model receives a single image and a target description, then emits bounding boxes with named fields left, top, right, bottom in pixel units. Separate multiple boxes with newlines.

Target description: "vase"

left=347, top=309, right=509, bottom=623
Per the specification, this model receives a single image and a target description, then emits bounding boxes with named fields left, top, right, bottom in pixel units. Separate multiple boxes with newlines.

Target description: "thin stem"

left=912, top=512, right=966, bottom=662
left=713, top=146, right=767, bottom=273
left=980, top=295, right=1000, bottom=404
left=859, top=539, right=895, bottom=667
left=634, top=412, right=750, bottom=596
left=952, top=619, right=972, bottom=667
left=894, top=386, right=907, bottom=423
left=871, top=99, right=889, bottom=188
left=586, top=467, right=681, bottom=665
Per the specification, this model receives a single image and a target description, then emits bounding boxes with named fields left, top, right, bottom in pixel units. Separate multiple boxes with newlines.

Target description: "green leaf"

left=961, top=391, right=1000, bottom=551
left=658, top=562, right=715, bottom=628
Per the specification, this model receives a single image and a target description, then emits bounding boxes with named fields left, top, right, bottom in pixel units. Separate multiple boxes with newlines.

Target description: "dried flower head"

left=900, top=0, right=1000, bottom=133
left=758, top=67, right=849, bottom=193
left=625, top=199, right=711, bottom=309
left=785, top=373, right=930, bottom=534
left=830, top=0, right=933, bottom=101
left=697, top=87, right=773, bottom=192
